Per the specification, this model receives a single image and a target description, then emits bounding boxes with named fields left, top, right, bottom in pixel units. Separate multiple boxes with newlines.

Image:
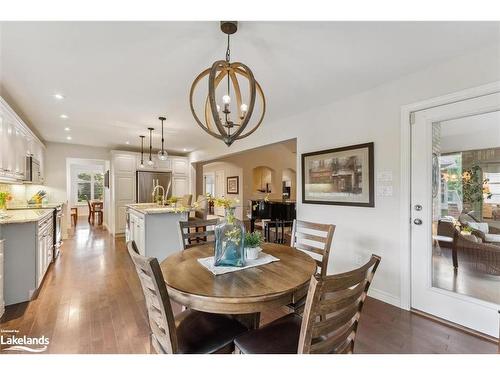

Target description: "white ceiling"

left=1, top=21, right=499, bottom=153
left=441, top=110, right=500, bottom=153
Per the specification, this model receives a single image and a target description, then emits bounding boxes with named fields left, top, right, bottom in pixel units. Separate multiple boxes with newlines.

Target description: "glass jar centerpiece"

left=211, top=196, right=246, bottom=267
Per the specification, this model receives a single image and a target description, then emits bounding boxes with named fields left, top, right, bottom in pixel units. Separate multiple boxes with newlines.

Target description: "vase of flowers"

left=0, top=191, right=12, bottom=213
left=244, top=231, right=263, bottom=260
left=212, top=197, right=245, bottom=267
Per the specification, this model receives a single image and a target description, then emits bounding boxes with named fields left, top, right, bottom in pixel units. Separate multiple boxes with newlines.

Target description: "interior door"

left=214, top=170, right=225, bottom=216
left=411, top=91, right=500, bottom=337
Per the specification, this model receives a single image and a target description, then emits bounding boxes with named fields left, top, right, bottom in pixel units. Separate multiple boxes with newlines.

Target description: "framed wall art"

left=302, top=142, right=374, bottom=207
left=226, top=176, right=239, bottom=194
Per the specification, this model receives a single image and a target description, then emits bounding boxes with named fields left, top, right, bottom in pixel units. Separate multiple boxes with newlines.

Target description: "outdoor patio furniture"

left=452, top=228, right=500, bottom=276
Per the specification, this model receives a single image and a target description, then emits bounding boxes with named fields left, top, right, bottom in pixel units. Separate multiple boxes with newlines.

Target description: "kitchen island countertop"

left=0, top=208, right=53, bottom=225
left=126, top=203, right=193, bottom=215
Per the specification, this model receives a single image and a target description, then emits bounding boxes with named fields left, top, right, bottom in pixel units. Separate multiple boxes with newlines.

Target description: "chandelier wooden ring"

left=189, top=60, right=266, bottom=146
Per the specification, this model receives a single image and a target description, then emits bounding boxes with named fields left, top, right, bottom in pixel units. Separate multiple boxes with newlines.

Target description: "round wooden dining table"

left=160, top=242, right=316, bottom=327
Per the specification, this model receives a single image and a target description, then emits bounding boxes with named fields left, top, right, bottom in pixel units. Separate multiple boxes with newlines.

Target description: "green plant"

left=167, top=196, right=179, bottom=205
left=0, top=191, right=12, bottom=208
left=462, top=165, right=492, bottom=206
left=244, top=231, right=262, bottom=248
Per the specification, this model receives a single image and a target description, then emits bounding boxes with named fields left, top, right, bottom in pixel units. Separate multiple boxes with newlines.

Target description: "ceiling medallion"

left=189, top=21, right=266, bottom=146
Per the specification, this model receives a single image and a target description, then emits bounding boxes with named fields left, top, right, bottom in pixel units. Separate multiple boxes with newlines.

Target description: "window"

left=76, top=170, right=104, bottom=203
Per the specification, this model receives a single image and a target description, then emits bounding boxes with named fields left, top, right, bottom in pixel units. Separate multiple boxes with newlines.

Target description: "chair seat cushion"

left=234, top=313, right=302, bottom=354
left=175, top=310, right=247, bottom=354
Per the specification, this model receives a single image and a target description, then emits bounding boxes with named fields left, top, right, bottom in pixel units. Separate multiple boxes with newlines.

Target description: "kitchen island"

left=125, top=203, right=190, bottom=261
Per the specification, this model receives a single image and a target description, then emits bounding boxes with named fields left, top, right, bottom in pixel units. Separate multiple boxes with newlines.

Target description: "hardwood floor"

left=433, top=246, right=500, bottom=304
left=1, top=218, right=497, bottom=354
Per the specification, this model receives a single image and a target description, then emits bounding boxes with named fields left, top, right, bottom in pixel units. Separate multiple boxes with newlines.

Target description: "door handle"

left=413, top=218, right=423, bottom=225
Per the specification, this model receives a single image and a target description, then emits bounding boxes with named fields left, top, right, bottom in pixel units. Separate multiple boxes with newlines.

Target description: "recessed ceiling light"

left=64, top=127, right=70, bottom=131
left=66, top=136, right=72, bottom=140
left=53, top=93, right=65, bottom=100
left=60, top=114, right=68, bottom=119
left=125, top=141, right=130, bottom=145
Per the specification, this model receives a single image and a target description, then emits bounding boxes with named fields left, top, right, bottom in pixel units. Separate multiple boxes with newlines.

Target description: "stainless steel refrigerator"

left=136, top=171, right=172, bottom=203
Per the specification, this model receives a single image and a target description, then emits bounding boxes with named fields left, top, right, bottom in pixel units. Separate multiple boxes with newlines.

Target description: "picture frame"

left=301, top=142, right=374, bottom=207
left=226, top=176, right=239, bottom=194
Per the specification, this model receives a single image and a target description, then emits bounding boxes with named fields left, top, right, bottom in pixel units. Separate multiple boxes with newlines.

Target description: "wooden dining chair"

left=233, top=254, right=381, bottom=354
left=179, top=218, right=218, bottom=250
left=85, top=196, right=103, bottom=225
left=287, top=219, right=335, bottom=313
left=127, top=240, right=247, bottom=354
left=70, top=207, right=78, bottom=226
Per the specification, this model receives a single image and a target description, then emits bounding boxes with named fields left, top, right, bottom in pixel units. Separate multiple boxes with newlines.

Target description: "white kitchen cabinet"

left=37, top=231, right=45, bottom=287
left=111, top=152, right=137, bottom=235
left=0, top=96, right=45, bottom=183
left=36, top=214, right=53, bottom=288
left=127, top=210, right=145, bottom=256
left=1, top=121, right=16, bottom=179
left=172, top=157, right=188, bottom=175
left=0, top=239, right=4, bottom=319
left=135, top=154, right=173, bottom=172
left=172, top=175, right=188, bottom=197
left=14, top=128, right=28, bottom=179
left=157, top=157, right=172, bottom=171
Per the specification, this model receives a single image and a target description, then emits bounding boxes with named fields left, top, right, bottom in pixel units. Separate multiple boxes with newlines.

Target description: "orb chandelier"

left=189, top=21, right=266, bottom=146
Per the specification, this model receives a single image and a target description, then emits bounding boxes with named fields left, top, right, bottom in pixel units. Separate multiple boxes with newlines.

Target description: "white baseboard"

left=368, top=288, right=401, bottom=308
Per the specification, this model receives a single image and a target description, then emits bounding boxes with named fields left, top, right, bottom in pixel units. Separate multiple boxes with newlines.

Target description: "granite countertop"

left=126, top=203, right=192, bottom=215
left=0, top=208, right=54, bottom=225
left=6, top=202, right=63, bottom=210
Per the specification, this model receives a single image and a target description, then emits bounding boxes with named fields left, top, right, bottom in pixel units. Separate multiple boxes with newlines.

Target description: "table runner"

left=197, top=252, right=280, bottom=275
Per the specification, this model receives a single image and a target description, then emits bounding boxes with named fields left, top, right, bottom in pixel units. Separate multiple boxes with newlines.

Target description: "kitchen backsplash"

left=0, top=183, right=51, bottom=205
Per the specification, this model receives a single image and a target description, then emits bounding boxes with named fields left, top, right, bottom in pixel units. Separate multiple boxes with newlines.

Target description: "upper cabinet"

left=0, top=97, right=45, bottom=184
left=172, top=157, right=188, bottom=176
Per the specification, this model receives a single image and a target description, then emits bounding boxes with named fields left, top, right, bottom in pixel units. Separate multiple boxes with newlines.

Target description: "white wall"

left=190, top=45, right=500, bottom=307
left=44, top=142, right=111, bottom=236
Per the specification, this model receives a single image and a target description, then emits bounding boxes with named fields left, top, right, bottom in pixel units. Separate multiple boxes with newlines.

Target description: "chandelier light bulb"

left=240, top=103, right=248, bottom=116
left=147, top=159, right=154, bottom=166
left=139, top=163, right=145, bottom=169
left=222, top=95, right=231, bottom=104
left=216, top=104, right=221, bottom=113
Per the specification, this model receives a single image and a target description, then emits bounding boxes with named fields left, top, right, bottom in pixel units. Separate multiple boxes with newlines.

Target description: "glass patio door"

left=411, top=92, right=500, bottom=337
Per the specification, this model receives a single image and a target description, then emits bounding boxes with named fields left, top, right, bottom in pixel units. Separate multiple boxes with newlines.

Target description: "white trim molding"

left=368, top=288, right=401, bottom=308
left=399, top=81, right=500, bottom=311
